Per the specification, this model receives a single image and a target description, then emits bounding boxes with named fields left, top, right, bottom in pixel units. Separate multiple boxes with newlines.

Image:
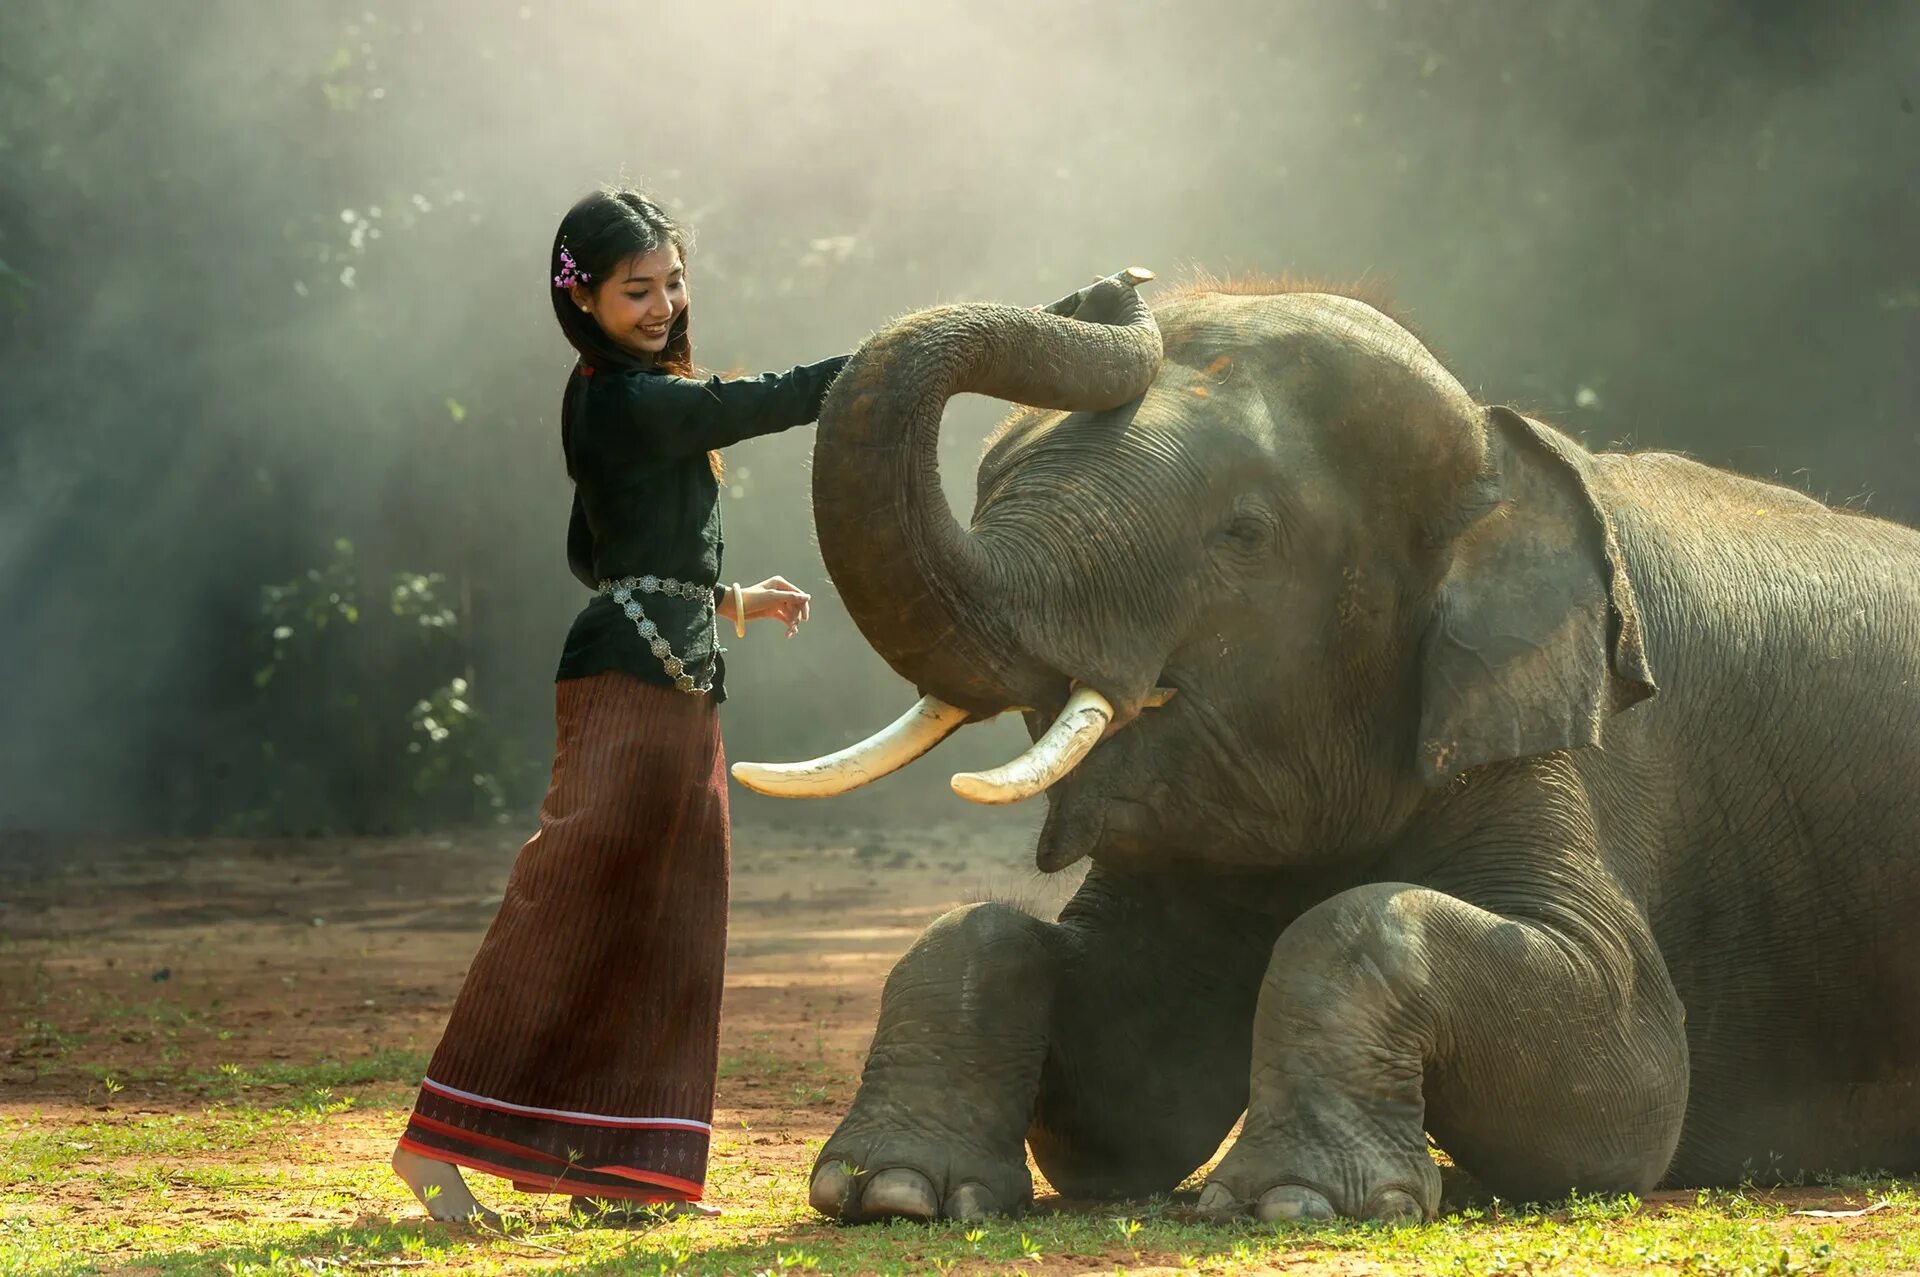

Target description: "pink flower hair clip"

left=553, top=244, right=589, bottom=289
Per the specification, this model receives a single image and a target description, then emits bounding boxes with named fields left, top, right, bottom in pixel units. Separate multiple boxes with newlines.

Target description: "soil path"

left=0, top=820, right=1079, bottom=1212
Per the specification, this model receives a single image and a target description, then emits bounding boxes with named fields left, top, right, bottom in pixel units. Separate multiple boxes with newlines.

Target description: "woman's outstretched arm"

left=595, top=355, right=850, bottom=458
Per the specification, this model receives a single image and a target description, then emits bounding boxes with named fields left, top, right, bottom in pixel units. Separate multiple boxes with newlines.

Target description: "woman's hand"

left=724, top=575, right=812, bottom=638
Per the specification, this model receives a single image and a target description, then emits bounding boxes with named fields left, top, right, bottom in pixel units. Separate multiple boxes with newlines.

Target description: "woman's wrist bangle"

left=731, top=583, right=746, bottom=638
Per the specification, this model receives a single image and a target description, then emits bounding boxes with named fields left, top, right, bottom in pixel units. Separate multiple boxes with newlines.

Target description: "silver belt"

left=598, top=574, right=719, bottom=695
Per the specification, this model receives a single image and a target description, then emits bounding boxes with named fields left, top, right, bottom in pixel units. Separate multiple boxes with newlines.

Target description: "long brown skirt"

left=398, top=670, right=729, bottom=1202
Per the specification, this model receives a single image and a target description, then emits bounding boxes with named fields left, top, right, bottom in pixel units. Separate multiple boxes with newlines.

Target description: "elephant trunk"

left=811, top=269, right=1163, bottom=716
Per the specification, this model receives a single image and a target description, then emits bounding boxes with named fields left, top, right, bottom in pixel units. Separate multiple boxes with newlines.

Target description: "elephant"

left=732, top=267, right=1920, bottom=1225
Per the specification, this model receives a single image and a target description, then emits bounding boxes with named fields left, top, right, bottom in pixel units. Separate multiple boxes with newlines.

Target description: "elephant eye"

left=1220, top=512, right=1275, bottom=554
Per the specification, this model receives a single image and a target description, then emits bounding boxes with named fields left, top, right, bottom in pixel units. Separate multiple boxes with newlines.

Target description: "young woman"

left=390, top=188, right=848, bottom=1225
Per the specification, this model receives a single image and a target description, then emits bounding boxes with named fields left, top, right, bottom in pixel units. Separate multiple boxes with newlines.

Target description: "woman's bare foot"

left=570, top=1195, right=721, bottom=1226
left=392, top=1141, right=502, bottom=1228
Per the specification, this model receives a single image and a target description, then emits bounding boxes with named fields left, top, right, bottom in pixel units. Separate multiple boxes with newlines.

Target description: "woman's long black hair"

left=550, top=188, right=716, bottom=479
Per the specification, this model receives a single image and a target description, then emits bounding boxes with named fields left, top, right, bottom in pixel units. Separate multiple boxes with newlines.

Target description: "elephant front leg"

left=1198, top=881, right=1689, bottom=1223
left=810, top=902, right=1054, bottom=1222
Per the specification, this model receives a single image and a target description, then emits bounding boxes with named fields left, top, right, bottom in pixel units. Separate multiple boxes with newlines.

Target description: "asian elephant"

left=733, top=268, right=1920, bottom=1224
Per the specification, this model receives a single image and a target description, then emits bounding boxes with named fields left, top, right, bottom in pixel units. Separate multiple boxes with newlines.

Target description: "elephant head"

left=736, top=274, right=1655, bottom=873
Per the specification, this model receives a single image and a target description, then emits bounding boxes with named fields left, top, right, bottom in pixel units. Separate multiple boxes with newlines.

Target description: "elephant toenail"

left=808, top=1162, right=856, bottom=1218
left=1365, top=1188, right=1424, bottom=1225
left=944, top=1181, right=996, bottom=1221
left=1195, top=1182, right=1241, bottom=1218
left=1256, top=1184, right=1335, bottom=1223
left=861, top=1167, right=940, bottom=1220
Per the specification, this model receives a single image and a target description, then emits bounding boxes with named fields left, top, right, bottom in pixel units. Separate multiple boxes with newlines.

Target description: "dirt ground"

left=0, top=815, right=1077, bottom=1097
left=0, top=822, right=1081, bottom=1243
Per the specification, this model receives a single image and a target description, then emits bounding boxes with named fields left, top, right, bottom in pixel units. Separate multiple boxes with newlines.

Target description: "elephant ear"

left=1415, top=405, right=1655, bottom=784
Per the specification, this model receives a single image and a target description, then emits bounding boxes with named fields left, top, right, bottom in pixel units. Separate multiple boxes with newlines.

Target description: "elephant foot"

left=810, top=1122, right=1031, bottom=1223
left=1196, top=1176, right=1428, bottom=1226
left=809, top=1165, right=1003, bottom=1223
left=1194, top=1105, right=1439, bottom=1225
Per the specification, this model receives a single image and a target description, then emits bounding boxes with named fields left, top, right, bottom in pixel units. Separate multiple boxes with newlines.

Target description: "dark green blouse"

left=555, top=355, right=850, bottom=702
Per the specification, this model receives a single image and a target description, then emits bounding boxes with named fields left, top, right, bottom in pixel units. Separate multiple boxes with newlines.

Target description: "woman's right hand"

left=730, top=576, right=812, bottom=638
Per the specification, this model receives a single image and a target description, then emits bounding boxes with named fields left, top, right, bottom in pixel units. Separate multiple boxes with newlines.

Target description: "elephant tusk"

left=732, top=695, right=973, bottom=798
left=950, top=686, right=1113, bottom=805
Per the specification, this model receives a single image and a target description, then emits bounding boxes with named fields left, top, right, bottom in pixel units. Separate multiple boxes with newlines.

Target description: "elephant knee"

left=895, top=902, right=1053, bottom=975
left=875, top=902, right=1057, bottom=1038
left=1263, top=883, right=1436, bottom=1031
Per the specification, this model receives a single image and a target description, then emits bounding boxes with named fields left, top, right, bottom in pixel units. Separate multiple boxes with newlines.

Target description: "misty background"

left=1, top=0, right=1914, bottom=841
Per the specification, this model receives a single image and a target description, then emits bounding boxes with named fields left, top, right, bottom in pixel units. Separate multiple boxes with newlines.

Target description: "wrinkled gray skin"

left=802, top=272, right=1920, bottom=1225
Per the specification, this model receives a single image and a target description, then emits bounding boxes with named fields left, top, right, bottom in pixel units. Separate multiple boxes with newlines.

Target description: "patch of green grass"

left=716, top=1047, right=788, bottom=1078
left=74, top=1046, right=428, bottom=1109
left=4, top=1101, right=1920, bottom=1275
left=0, top=1109, right=300, bottom=1183
left=15, top=1018, right=86, bottom=1055
left=186, top=1047, right=429, bottom=1096
left=94, top=996, right=217, bottom=1030
left=15, top=1197, right=1906, bottom=1277
left=717, top=1048, right=837, bottom=1082
left=1, top=1216, right=484, bottom=1277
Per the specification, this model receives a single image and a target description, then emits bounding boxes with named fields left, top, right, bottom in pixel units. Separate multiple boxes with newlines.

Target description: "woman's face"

left=574, top=244, right=687, bottom=360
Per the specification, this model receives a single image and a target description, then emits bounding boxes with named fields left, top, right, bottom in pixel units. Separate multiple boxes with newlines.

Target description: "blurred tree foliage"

left=0, top=0, right=563, bottom=832
left=236, top=539, right=528, bottom=833
left=0, top=0, right=1912, bottom=835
